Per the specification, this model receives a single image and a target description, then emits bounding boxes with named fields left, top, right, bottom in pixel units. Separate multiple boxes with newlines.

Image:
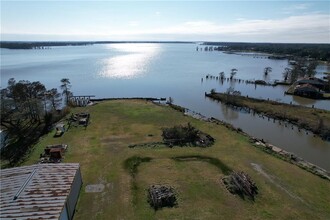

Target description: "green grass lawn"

left=21, top=100, right=330, bottom=219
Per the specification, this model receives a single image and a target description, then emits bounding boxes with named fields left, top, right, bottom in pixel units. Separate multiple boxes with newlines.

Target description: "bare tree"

left=1, top=78, right=69, bottom=164
left=230, top=69, right=237, bottom=80
left=306, top=60, right=318, bottom=77
left=283, top=68, right=291, bottom=82
left=264, top=67, right=272, bottom=76
left=46, top=88, right=62, bottom=111
left=60, top=78, right=72, bottom=105
left=219, top=72, right=225, bottom=80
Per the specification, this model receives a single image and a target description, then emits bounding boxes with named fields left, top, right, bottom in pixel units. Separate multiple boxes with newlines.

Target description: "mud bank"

left=205, top=92, right=330, bottom=140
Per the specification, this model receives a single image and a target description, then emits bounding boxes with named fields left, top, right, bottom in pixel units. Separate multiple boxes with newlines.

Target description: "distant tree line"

left=0, top=78, right=72, bottom=166
left=203, top=42, right=330, bottom=61
left=0, top=42, right=94, bottom=49
left=0, top=41, right=194, bottom=49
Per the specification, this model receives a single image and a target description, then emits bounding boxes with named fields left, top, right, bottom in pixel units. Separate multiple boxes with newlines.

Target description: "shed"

left=0, top=163, right=82, bottom=220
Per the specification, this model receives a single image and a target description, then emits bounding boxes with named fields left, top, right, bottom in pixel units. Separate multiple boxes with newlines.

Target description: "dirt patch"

left=101, top=135, right=133, bottom=153
left=101, top=135, right=132, bottom=144
left=85, top=184, right=105, bottom=193
left=251, top=163, right=304, bottom=203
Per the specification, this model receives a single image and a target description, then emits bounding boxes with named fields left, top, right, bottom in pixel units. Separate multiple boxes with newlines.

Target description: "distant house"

left=294, top=83, right=322, bottom=98
left=296, top=77, right=326, bottom=90
left=0, top=163, right=82, bottom=220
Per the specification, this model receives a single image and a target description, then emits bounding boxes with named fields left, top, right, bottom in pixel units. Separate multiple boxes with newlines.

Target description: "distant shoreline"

left=0, top=41, right=194, bottom=49
left=2, top=40, right=329, bottom=62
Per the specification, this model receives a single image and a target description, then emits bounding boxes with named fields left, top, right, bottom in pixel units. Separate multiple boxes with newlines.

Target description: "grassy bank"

left=16, top=100, right=330, bottom=219
left=206, top=92, right=330, bottom=139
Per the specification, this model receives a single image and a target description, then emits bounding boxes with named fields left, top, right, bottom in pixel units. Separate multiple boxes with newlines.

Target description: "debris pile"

left=162, top=123, right=214, bottom=147
left=148, top=185, right=177, bottom=210
left=54, top=123, right=65, bottom=137
left=222, top=171, right=258, bottom=200
left=39, top=144, right=68, bottom=163
left=68, top=112, right=90, bottom=127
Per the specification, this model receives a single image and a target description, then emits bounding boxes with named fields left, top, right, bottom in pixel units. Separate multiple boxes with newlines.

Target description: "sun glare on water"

left=98, top=43, right=161, bottom=79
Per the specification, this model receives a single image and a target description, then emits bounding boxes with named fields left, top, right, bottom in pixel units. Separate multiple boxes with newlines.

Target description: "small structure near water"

left=286, top=77, right=329, bottom=99
left=254, top=80, right=267, bottom=85
left=296, top=77, right=327, bottom=90
left=69, top=95, right=95, bottom=107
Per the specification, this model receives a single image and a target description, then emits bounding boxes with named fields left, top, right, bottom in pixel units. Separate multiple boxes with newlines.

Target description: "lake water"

left=1, top=43, right=330, bottom=170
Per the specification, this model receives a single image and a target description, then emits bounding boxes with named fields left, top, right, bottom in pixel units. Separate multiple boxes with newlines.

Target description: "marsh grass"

left=207, top=93, right=330, bottom=138
left=124, top=156, right=152, bottom=177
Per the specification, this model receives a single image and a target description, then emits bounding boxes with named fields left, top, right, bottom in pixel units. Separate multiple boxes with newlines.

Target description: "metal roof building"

left=0, top=163, right=82, bottom=220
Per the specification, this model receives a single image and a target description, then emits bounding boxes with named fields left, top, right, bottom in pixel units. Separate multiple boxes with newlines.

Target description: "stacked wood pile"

left=222, top=171, right=258, bottom=200
left=148, top=185, right=177, bottom=210
left=68, top=112, right=90, bottom=128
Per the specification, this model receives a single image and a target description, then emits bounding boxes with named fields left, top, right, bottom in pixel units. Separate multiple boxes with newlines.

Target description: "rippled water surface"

left=1, top=43, right=329, bottom=170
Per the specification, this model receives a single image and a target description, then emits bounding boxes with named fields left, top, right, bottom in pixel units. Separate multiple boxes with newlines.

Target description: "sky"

left=1, top=0, right=330, bottom=43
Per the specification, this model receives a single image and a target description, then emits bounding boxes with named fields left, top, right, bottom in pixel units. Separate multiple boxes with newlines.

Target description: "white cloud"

left=117, top=14, right=330, bottom=43
left=282, top=3, right=311, bottom=14
left=3, top=13, right=329, bottom=43
left=293, top=3, right=310, bottom=10
left=128, top=21, right=140, bottom=27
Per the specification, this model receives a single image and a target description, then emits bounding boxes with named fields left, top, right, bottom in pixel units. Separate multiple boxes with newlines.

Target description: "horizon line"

left=1, top=40, right=330, bottom=45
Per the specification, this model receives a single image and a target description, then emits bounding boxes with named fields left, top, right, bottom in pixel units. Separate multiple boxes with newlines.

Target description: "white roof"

left=0, top=163, right=80, bottom=219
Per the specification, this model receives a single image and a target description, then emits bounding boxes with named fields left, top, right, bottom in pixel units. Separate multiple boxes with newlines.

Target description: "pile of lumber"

left=39, top=144, right=68, bottom=163
left=148, top=185, right=177, bottom=210
left=222, top=171, right=258, bottom=200
left=68, top=112, right=90, bottom=127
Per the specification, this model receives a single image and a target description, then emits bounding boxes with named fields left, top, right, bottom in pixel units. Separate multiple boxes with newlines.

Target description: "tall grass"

left=124, top=156, right=152, bottom=177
